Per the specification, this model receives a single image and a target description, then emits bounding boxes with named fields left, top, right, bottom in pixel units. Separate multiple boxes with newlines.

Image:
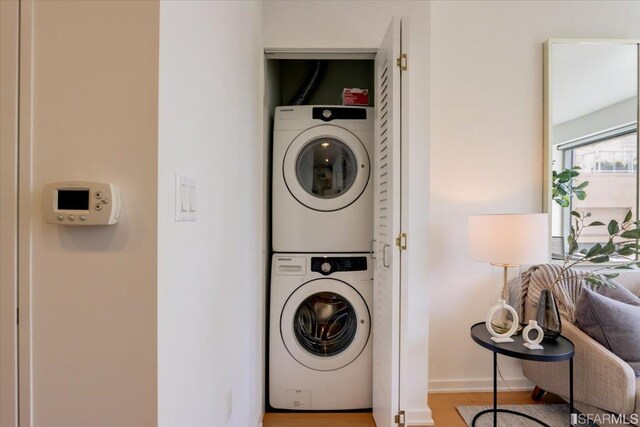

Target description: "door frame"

left=18, top=1, right=35, bottom=425
left=1, top=1, right=20, bottom=426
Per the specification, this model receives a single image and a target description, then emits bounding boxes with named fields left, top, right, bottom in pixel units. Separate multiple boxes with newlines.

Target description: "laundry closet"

left=262, top=18, right=409, bottom=427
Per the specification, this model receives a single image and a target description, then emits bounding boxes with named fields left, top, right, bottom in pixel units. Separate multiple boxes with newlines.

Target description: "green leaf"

left=624, top=210, right=633, bottom=224
left=622, top=243, right=640, bottom=250
left=590, top=255, right=610, bottom=263
left=602, top=241, right=615, bottom=255
left=587, top=221, right=605, bottom=226
left=575, top=181, right=589, bottom=189
left=575, top=190, right=587, bottom=200
left=585, top=276, right=602, bottom=286
left=571, top=211, right=581, bottom=219
left=614, top=265, right=634, bottom=270
left=617, top=247, right=635, bottom=257
left=585, top=243, right=603, bottom=258
left=603, top=273, right=620, bottom=279
left=608, top=220, right=620, bottom=236
left=621, top=229, right=640, bottom=239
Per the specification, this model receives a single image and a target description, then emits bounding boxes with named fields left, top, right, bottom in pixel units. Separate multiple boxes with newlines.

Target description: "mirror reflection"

left=547, top=41, right=639, bottom=260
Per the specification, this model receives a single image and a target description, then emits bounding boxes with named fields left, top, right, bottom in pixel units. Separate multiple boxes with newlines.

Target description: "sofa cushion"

left=594, top=281, right=640, bottom=308
left=576, top=287, right=640, bottom=376
left=609, top=272, right=640, bottom=298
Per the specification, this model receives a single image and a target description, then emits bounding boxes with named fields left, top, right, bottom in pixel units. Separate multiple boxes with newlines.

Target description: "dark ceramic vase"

left=535, top=289, right=562, bottom=341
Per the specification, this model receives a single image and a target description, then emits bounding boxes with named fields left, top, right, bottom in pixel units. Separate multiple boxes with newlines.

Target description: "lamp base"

left=491, top=336, right=514, bottom=343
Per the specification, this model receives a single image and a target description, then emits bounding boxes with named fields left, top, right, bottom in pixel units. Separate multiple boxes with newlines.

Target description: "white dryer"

left=272, top=106, right=373, bottom=253
left=269, top=253, right=372, bottom=410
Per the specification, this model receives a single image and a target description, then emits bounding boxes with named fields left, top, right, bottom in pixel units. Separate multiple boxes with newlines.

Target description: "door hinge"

left=16, top=307, right=19, bottom=326
left=395, top=410, right=406, bottom=426
left=396, top=53, right=407, bottom=71
left=395, top=232, right=407, bottom=251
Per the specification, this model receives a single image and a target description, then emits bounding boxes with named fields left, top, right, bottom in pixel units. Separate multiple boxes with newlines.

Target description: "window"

left=563, top=129, right=638, bottom=253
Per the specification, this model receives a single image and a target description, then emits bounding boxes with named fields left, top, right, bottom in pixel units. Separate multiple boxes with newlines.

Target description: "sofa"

left=520, top=270, right=640, bottom=426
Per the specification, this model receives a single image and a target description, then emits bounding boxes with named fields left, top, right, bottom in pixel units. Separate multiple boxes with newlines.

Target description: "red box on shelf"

left=340, top=88, right=369, bottom=106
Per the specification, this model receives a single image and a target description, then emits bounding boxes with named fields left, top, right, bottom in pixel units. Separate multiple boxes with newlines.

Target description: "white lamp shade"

left=468, top=214, right=549, bottom=266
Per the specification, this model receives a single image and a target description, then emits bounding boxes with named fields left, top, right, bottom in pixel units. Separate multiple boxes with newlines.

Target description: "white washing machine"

left=272, top=106, right=373, bottom=253
left=269, top=253, right=372, bottom=410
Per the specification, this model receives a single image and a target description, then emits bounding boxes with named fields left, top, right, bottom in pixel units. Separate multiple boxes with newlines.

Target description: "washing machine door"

left=280, top=278, right=370, bottom=371
left=283, top=125, right=370, bottom=212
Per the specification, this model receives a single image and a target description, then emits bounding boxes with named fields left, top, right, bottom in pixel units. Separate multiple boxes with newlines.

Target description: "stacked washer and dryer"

left=269, top=105, right=374, bottom=410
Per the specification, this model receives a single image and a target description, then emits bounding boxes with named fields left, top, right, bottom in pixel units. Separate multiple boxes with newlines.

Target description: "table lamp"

left=468, top=214, right=549, bottom=343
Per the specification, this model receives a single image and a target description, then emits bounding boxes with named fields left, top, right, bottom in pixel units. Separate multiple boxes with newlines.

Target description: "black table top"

left=470, top=322, right=575, bottom=362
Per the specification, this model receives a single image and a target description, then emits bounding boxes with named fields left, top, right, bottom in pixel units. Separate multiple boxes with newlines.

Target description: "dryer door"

left=283, top=125, right=370, bottom=212
left=280, top=278, right=370, bottom=371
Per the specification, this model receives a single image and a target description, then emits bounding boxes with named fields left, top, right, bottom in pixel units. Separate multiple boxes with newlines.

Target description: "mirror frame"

left=543, top=38, right=640, bottom=260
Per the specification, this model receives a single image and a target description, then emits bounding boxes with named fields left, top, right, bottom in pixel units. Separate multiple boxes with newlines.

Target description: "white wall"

left=429, top=0, right=640, bottom=392
left=157, top=2, right=263, bottom=427
left=25, top=1, right=159, bottom=425
left=263, top=2, right=432, bottom=424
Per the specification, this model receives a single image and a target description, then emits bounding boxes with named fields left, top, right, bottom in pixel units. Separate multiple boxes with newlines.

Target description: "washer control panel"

left=43, top=181, right=120, bottom=226
left=311, top=256, right=368, bottom=276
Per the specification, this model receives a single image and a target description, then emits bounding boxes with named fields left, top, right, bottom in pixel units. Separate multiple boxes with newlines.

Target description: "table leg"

left=493, top=351, right=497, bottom=427
left=570, top=358, right=574, bottom=426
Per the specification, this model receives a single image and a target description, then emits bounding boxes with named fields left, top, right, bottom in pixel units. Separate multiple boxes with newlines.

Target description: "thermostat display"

left=57, top=189, right=90, bottom=210
left=43, top=181, right=120, bottom=226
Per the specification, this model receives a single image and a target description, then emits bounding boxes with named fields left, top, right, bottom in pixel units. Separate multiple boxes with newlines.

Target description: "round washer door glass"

left=283, top=125, right=370, bottom=212
left=294, top=291, right=357, bottom=357
left=281, top=278, right=370, bottom=371
left=296, top=139, right=357, bottom=199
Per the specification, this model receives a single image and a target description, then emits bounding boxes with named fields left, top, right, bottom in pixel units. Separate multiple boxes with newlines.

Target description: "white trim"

left=18, top=1, right=34, bottom=425
left=546, top=38, right=640, bottom=45
left=264, top=48, right=377, bottom=60
left=428, top=377, right=534, bottom=394
left=0, top=1, right=20, bottom=426
left=405, top=408, right=435, bottom=426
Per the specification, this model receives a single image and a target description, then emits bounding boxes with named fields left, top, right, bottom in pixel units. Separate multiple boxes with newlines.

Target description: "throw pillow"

left=576, top=287, right=640, bottom=376
left=593, top=281, right=640, bottom=308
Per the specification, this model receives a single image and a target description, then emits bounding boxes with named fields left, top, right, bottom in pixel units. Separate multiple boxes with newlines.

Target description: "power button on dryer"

left=321, top=262, right=332, bottom=273
left=322, top=109, right=332, bottom=119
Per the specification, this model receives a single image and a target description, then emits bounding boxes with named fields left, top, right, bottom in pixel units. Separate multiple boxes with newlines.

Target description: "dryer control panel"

left=311, top=256, right=367, bottom=276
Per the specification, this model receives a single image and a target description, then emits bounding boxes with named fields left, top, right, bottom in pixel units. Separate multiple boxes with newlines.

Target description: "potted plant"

left=543, top=166, right=640, bottom=339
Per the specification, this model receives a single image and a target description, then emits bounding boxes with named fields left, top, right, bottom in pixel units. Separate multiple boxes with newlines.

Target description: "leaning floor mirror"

left=544, top=39, right=640, bottom=262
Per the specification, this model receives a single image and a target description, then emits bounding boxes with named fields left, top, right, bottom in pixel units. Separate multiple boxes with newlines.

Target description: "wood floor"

left=262, top=391, right=565, bottom=426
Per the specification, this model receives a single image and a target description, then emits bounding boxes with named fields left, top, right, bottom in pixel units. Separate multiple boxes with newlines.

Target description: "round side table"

left=470, top=322, right=575, bottom=427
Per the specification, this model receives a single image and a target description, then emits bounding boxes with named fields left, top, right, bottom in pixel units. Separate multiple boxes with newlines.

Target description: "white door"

left=373, top=17, right=404, bottom=427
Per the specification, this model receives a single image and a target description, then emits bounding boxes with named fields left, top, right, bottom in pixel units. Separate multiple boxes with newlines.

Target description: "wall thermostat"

left=43, top=181, right=120, bottom=226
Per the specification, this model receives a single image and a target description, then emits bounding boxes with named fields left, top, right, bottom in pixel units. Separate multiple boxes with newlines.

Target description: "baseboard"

left=256, top=411, right=263, bottom=427
left=428, top=377, right=534, bottom=393
left=406, top=407, right=435, bottom=426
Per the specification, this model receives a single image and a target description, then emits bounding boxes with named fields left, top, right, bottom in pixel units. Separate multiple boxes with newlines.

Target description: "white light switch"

left=176, top=175, right=196, bottom=222
left=188, top=185, right=196, bottom=213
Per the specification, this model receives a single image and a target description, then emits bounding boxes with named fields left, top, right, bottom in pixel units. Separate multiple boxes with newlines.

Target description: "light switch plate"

left=175, top=174, right=196, bottom=222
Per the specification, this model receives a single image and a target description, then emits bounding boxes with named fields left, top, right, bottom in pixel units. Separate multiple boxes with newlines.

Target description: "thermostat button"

left=57, top=215, right=64, bottom=221
left=101, top=198, right=108, bottom=204
left=95, top=191, right=103, bottom=199
left=79, top=216, right=86, bottom=221
left=68, top=215, right=75, bottom=221
left=95, top=203, right=103, bottom=211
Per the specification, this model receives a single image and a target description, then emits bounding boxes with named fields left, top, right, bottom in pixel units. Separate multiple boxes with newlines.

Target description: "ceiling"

left=551, top=43, right=638, bottom=125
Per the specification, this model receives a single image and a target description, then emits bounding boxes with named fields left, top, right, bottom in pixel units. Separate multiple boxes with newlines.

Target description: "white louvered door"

left=372, top=17, right=403, bottom=427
